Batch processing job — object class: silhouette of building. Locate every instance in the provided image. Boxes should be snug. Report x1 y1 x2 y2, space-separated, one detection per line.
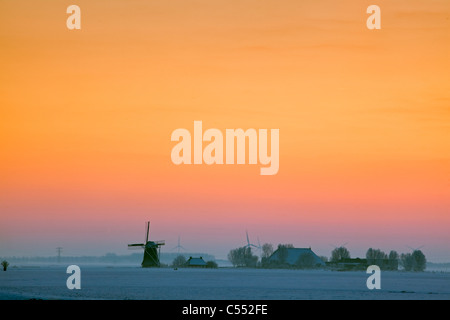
140 242 161 267
128 221 165 268
267 247 325 268
185 257 207 268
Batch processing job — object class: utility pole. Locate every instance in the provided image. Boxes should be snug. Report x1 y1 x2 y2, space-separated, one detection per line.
56 247 63 263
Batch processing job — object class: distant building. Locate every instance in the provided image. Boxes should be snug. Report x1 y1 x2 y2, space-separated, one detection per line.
185 256 207 268
266 247 325 268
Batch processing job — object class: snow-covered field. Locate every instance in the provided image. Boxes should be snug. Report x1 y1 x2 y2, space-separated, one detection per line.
1 266 449 300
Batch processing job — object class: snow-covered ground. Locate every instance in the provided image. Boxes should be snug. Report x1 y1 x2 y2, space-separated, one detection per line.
1 266 449 300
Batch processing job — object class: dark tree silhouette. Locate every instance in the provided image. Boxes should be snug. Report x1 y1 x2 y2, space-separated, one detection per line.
401 250 426 272
228 247 258 267
388 250 399 270
172 255 187 268
206 261 218 268
296 252 316 269
400 253 413 271
366 248 387 265
331 246 351 262
277 244 294 264
260 243 274 267
1 260 9 271
388 250 399 261
412 250 426 271
261 243 274 259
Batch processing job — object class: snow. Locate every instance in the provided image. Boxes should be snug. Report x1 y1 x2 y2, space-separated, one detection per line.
1 266 449 300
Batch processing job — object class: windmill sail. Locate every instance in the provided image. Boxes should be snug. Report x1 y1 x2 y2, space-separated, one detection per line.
128 243 145 248
245 231 260 249
145 222 150 244
172 236 187 253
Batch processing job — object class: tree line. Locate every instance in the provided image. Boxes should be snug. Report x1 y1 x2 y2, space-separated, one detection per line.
227 243 327 269
329 246 426 271
226 243 427 271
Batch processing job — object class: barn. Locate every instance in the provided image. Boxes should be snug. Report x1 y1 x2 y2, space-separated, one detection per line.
267 247 325 268
185 257 207 268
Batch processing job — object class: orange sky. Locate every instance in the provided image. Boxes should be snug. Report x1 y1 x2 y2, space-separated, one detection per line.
1 0 449 260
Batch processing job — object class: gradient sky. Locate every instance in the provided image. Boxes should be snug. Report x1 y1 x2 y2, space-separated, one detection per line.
1 0 449 262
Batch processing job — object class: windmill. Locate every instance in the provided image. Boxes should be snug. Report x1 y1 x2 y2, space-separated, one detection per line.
406 245 425 252
329 242 348 249
172 236 187 254
56 247 63 263
128 221 165 267
256 236 263 257
244 230 262 256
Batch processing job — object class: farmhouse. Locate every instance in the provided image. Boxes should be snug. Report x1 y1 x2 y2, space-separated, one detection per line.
267 247 325 268
185 257 207 268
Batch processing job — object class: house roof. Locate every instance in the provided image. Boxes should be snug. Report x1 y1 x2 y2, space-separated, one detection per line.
268 248 325 266
186 257 207 266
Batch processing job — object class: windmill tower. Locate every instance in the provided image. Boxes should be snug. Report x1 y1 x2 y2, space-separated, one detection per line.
172 236 187 254
128 221 165 267
56 247 63 263
256 237 262 257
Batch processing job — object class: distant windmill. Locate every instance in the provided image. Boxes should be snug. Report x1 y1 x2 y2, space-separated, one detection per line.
56 247 63 263
172 236 187 254
329 242 349 249
256 236 262 257
244 230 262 255
128 221 165 267
406 245 425 252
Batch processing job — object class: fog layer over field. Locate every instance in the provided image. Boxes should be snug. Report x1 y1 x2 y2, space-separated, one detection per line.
1 266 449 300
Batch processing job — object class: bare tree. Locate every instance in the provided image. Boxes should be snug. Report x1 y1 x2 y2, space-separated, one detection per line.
228 247 258 267
366 248 387 265
401 250 426 272
172 255 187 268
388 250 399 270
388 250 399 261
228 248 241 267
260 243 274 267
261 243 274 259
400 253 413 271
331 246 350 262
